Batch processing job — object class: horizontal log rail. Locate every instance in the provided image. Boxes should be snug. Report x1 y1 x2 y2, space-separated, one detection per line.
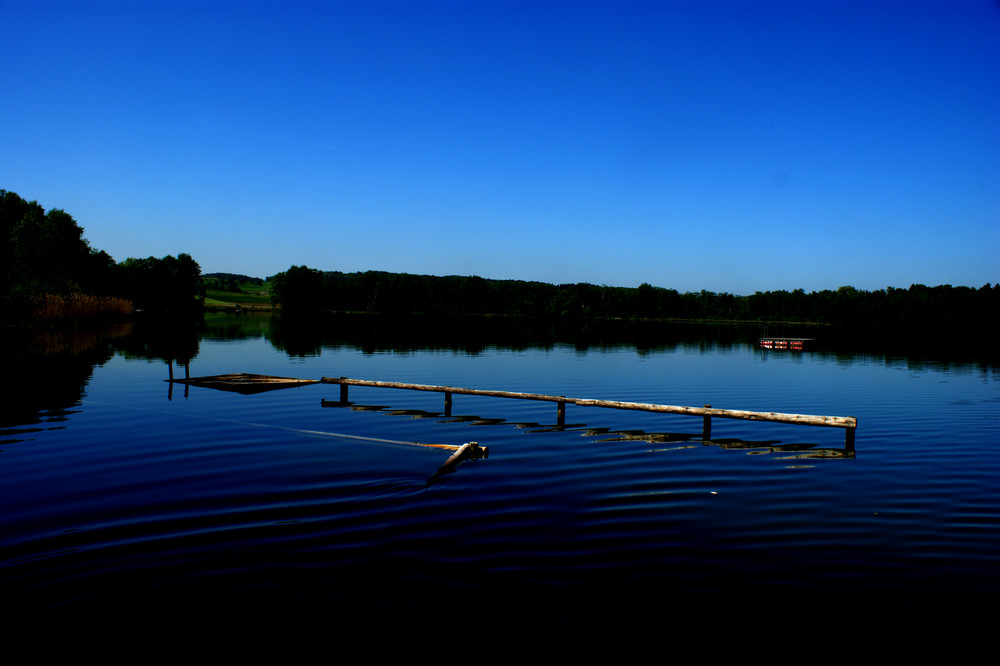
320 376 857 447
570 398 855 428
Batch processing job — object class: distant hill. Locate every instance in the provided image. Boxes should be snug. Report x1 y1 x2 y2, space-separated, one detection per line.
204 272 264 285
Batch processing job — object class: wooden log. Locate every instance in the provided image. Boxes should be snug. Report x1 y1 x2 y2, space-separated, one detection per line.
570 398 855 429
321 377 568 403
427 441 489 485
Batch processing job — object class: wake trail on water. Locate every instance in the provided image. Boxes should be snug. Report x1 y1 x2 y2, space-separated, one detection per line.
80 399 461 452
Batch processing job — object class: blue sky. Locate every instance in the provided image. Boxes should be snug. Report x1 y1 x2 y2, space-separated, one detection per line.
3 0 997 294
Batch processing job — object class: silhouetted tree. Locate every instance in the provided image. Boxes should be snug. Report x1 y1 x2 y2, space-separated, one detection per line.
270 265 326 314
1 189 119 313
118 253 203 315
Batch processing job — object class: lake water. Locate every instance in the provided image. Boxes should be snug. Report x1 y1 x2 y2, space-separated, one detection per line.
2 314 998 644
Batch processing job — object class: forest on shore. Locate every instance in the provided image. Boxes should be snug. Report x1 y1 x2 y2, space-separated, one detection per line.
3 188 995 333
269 265 999 332
1 189 203 320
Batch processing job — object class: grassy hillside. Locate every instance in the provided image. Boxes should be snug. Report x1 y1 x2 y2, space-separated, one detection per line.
202 278 273 310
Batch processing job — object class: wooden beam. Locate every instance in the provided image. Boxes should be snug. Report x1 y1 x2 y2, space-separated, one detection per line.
572 398 856 429
322 377 568 403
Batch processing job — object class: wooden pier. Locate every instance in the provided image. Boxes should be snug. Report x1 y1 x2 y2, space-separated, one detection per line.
320 376 857 447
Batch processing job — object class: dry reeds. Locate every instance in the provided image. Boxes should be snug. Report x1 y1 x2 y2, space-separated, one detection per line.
31 293 134 320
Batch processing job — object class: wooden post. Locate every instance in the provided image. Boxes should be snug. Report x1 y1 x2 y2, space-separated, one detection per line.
845 426 856 452
340 378 349 404
445 391 452 416
703 404 711 440
557 399 566 426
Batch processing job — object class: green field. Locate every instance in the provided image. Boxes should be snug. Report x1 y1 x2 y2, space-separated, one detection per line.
203 281 273 309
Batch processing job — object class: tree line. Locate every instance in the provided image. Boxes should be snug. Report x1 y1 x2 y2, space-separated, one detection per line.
5 186 994 331
203 272 265 293
1 189 203 319
269 265 999 331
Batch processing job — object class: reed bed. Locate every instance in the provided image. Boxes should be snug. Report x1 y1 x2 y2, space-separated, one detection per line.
31 293 134 320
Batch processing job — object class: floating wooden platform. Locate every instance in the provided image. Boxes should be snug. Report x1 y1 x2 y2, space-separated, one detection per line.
759 337 815 350
169 373 320 394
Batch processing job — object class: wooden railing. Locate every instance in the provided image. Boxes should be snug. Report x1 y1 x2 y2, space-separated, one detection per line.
320 376 858 447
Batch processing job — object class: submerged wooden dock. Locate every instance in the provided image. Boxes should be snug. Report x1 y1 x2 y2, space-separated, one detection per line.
320 376 858 447
169 370 857 447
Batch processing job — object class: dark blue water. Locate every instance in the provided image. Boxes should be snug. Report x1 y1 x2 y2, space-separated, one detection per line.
2 316 998 642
